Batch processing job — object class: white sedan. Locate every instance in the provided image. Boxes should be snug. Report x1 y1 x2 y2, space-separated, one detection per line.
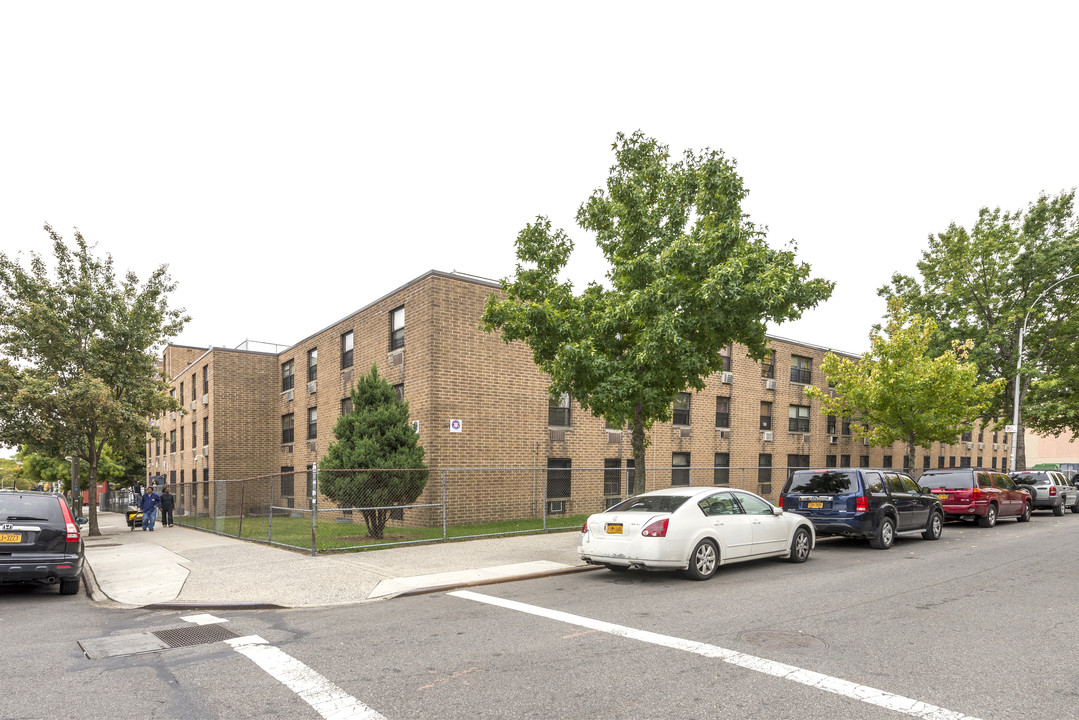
577 487 815 580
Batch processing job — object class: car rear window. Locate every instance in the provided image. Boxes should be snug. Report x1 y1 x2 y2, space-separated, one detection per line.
920 472 974 489
608 495 691 514
0 494 64 522
1012 473 1050 484
787 471 859 494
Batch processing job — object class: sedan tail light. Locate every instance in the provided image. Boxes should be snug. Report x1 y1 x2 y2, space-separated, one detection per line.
641 518 669 537
855 496 869 514
581 521 590 534
1050 486 1058 497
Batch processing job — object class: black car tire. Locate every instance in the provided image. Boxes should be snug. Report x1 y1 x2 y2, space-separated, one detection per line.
59 577 80 595
1018 501 1032 523
1071 499 1079 514
921 511 943 541
1025 486 1038 500
870 517 895 549
684 539 718 581
1053 501 1065 517
787 527 811 563
978 504 998 528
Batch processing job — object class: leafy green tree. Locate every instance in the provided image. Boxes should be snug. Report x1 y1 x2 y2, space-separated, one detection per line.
879 190 1079 469
0 226 187 534
319 365 428 539
16 446 127 492
805 300 1004 475
482 132 834 493
0 457 27 489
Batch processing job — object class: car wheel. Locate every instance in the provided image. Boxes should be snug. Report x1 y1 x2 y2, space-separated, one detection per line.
1053 501 1065 517
59 577 80 595
921 511 943 541
684 539 718 580
787 527 811 563
978 504 998 527
1071 499 1079 514
870 517 895 549
1018 501 1032 523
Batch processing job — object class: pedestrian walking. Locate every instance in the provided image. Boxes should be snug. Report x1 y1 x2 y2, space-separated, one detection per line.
132 482 143 509
140 484 161 531
159 487 175 527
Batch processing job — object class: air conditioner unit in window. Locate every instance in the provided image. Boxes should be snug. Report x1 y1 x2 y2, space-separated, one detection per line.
721 372 733 384
765 379 777 390
965 442 974 450
993 443 999 450
202 446 209 459
801 434 810 444
170 411 177 419
606 430 622 444
979 443 985 449
283 389 294 401
679 428 691 439
830 436 838 444
863 438 870 446
547 500 566 515
189 401 197 411
307 381 317 394
762 431 773 442
201 394 208 405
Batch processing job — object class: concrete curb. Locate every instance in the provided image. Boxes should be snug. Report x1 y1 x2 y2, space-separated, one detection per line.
393 563 601 598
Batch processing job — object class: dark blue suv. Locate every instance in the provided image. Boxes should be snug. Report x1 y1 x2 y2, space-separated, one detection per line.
779 468 943 549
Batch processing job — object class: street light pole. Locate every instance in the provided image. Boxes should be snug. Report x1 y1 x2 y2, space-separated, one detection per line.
1010 273 1079 472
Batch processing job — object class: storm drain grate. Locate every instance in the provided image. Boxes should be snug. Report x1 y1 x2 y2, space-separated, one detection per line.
153 624 238 648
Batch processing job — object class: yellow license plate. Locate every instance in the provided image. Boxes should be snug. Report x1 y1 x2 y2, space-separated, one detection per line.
936 494 948 500
807 502 824 509
0 532 22 543
606 523 623 534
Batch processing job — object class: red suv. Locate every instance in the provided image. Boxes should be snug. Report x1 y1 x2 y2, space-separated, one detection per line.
918 469 1031 527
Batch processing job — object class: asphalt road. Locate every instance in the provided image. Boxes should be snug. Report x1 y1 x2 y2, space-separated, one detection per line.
4 511 1078 720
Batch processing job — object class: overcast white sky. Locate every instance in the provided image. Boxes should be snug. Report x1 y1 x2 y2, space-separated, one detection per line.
2 2 1077 360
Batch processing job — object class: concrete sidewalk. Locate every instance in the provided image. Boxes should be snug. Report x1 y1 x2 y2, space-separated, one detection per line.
81 511 594 609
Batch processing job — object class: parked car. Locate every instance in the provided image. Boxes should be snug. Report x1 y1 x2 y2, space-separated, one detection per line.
779 468 943 550
1009 470 1079 516
578 487 814 580
0 490 86 594
919 469 1031 527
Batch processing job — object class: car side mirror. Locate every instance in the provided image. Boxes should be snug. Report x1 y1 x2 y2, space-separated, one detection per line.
772 506 783 516
76 516 88 525
920 488 930 494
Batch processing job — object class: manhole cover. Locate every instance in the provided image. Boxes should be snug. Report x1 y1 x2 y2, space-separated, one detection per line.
154 624 238 648
739 630 828 652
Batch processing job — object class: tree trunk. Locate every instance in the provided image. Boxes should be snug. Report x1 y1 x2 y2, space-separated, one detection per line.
87 457 100 536
907 434 918 480
631 402 647 495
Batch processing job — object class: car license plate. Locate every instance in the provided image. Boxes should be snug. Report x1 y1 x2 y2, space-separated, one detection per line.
606 523 623 534
807 502 824 509
0 532 22 543
936 494 948 500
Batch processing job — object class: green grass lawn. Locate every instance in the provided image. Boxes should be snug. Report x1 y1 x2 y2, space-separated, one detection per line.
177 512 587 552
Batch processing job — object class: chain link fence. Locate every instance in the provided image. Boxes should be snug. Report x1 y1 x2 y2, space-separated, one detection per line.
141 465 808 554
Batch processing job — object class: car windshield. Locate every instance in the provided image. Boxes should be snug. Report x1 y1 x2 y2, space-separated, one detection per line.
0 495 63 522
920 472 973 489
607 495 691 514
787 471 858 494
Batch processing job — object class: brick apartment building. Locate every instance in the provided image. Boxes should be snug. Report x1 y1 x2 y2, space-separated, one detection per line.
146 270 1012 523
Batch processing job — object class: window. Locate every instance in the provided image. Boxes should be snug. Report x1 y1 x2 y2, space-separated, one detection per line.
961 431 972 442
860 455 870 468
390 305 405 351
758 453 772 494
977 455 983 467
603 459 622 497
280 467 295 496
938 456 945 468
923 455 930 470
202 365 209 394
155 437 161 456
760 349 774 379
672 452 690 486
203 417 209 446
787 455 810 478
547 458 571 498
192 373 197 402
840 454 850 467
180 381 184 402
788 405 810 433
282 414 294 444
308 348 317 382
715 397 730 428
341 331 354 369
827 416 837 435
882 455 892 468
714 453 730 485
760 401 772 430
169 429 176 453
790 355 812 384
282 360 295 392
739 492 777 516
949 456 956 468
548 392 571 427
672 392 691 425
341 396 353 416
307 408 317 440
960 457 971 468
192 421 197 450
393 383 404 402
978 429 984 442
842 417 852 436
720 344 732 372
825 455 837 468
992 456 998 469
993 431 998 443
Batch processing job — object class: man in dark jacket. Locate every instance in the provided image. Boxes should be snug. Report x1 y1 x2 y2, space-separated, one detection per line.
139 485 161 531
159 487 175 527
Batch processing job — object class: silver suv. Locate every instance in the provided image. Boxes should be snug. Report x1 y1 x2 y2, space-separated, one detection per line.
1009 471 1079 516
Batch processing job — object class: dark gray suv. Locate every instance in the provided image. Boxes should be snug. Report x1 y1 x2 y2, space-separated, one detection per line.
0 491 86 595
